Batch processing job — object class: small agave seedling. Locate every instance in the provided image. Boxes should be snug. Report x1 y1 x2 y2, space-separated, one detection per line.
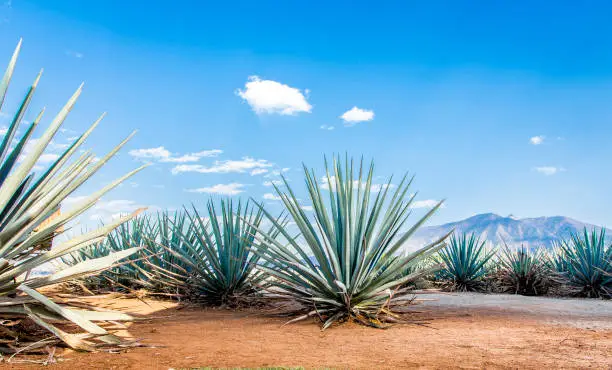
0 40 146 352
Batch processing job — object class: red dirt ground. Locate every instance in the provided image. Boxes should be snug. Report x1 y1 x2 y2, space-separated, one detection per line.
4 295 612 369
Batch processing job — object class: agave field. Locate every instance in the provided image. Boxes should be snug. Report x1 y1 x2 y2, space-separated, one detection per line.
0 39 611 363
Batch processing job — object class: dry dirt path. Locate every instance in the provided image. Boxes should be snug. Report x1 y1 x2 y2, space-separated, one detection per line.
5 292 612 369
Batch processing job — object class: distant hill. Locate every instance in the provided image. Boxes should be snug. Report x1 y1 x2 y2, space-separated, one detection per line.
405 213 611 250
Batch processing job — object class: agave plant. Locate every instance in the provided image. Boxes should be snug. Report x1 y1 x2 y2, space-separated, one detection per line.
554 229 612 298
249 156 449 329
437 233 496 292
497 244 550 296
156 199 284 306
0 40 145 351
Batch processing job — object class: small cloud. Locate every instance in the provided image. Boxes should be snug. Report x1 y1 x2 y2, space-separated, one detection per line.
236 76 312 115
129 146 171 160
186 183 246 196
534 166 565 176
129 146 222 163
59 128 78 134
172 157 272 175
340 106 374 127
301 205 314 211
0 126 7 135
250 168 268 176
263 180 283 187
409 199 443 209
38 153 59 164
263 193 282 201
320 125 335 131
320 176 393 193
530 136 545 145
66 50 84 59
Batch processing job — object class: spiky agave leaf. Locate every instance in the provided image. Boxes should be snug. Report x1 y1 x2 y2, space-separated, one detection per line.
555 228 612 298
437 233 496 292
0 40 146 351
496 244 551 296
151 199 285 306
250 155 449 329
63 211 194 297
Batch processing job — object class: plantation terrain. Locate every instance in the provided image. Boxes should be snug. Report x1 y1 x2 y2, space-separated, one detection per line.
17 292 611 369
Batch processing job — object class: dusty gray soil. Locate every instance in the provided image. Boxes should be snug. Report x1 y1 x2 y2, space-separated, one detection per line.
416 291 612 329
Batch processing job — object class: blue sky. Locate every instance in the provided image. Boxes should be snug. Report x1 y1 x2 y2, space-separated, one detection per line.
1 0 612 227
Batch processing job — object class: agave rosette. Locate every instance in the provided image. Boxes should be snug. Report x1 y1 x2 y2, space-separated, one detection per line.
0 40 146 351
250 156 449 329
437 232 496 292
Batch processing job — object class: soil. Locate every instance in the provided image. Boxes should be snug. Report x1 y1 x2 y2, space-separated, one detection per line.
4 292 612 369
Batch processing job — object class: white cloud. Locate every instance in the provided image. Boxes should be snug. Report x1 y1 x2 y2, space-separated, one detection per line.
530 136 545 145
236 76 312 115
250 168 268 176
129 146 222 163
86 199 149 222
534 166 565 176
410 199 442 209
66 50 84 59
129 146 171 160
93 199 143 213
172 157 272 175
186 183 246 196
320 125 335 131
321 176 393 192
263 193 282 201
340 106 374 126
161 150 223 163
263 180 283 187
38 153 59 164
0 126 7 135
50 141 70 150
301 205 314 211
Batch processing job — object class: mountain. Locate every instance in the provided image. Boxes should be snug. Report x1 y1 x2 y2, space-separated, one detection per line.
405 213 611 250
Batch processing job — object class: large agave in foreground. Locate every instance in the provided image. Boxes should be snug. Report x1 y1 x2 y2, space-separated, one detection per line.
554 229 612 298
0 40 145 352
437 233 496 292
251 156 449 329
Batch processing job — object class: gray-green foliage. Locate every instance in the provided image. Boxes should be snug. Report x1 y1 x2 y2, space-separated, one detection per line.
0 40 145 351
68 200 283 305
497 245 550 296
553 229 612 298
437 233 496 291
250 156 449 329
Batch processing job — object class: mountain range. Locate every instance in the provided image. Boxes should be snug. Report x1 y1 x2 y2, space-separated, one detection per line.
405 213 611 250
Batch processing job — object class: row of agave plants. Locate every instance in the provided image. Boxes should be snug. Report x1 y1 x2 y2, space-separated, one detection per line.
65 161 449 329
436 231 612 298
